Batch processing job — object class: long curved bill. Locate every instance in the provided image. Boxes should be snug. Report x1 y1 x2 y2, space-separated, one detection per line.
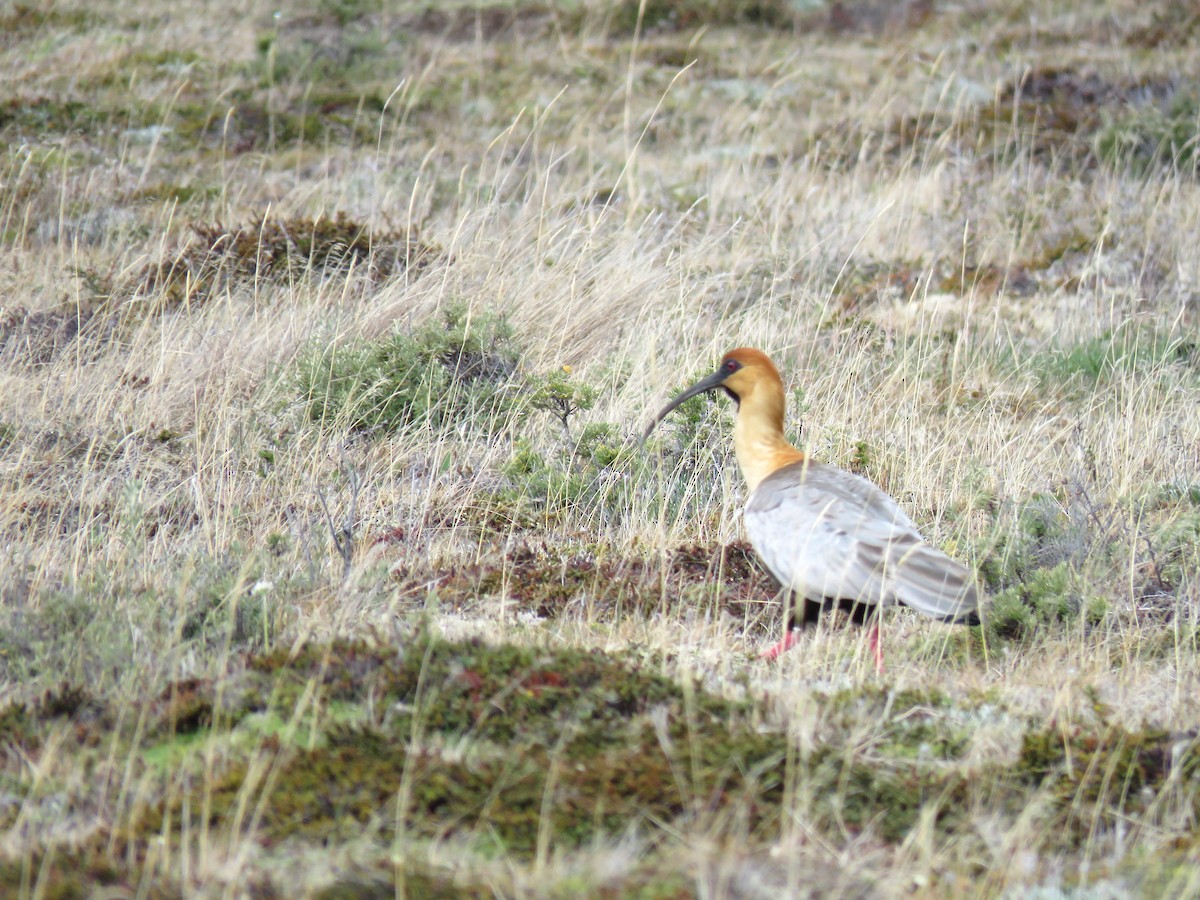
641 367 729 442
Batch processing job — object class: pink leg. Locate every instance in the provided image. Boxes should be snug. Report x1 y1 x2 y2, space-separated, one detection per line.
760 629 802 661
867 623 884 674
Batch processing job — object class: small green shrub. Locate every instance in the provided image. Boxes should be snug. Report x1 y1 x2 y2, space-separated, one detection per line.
180 557 281 651
528 366 598 438
576 422 622 468
1095 86 1200 176
501 438 585 509
296 305 523 436
462 366 626 523
974 490 1121 640
501 362 742 527
625 364 748 530
1153 511 1200 587
643 365 730 466
499 425 633 523
987 562 1080 639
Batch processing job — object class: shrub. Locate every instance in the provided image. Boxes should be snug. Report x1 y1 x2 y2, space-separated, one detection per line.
528 366 598 439
987 562 1080 639
500 419 632 523
296 305 523 436
1095 86 1200 176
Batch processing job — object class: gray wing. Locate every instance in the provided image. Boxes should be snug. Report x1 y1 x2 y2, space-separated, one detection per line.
744 460 979 622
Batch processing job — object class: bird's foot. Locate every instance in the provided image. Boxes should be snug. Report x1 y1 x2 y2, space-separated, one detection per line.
868 623 885 675
760 629 802 661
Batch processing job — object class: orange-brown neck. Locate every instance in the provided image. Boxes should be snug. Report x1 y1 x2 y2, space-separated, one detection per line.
731 378 804 494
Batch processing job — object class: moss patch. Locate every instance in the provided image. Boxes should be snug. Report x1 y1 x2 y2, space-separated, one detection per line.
126 212 441 308
1017 719 1200 850
820 66 1197 177
127 633 787 860
418 540 777 628
4 633 1199 894
0 301 115 367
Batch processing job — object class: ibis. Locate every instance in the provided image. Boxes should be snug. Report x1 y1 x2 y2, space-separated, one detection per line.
644 348 981 671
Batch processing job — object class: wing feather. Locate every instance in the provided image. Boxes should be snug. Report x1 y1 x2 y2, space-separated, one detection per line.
744 460 979 622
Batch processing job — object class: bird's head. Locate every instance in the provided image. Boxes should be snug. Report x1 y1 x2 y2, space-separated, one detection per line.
642 347 785 441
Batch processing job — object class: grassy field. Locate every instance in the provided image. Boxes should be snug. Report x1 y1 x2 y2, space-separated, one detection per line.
3 0 1200 895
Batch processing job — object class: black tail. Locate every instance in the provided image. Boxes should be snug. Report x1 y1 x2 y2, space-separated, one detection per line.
939 609 981 627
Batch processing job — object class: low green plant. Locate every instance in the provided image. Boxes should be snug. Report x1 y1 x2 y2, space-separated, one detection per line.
973 490 1116 640
528 366 598 439
1095 86 1200 176
500 427 631 523
987 562 1080 639
1012 328 1199 394
172 546 292 652
501 362 741 527
641 365 730 469
1152 510 1200 587
296 305 523 436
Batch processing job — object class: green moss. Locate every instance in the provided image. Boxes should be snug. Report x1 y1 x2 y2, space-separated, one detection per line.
196 702 786 857
821 686 977 762
315 865 491 900
131 182 221 205
148 677 215 737
0 3 95 36
0 851 135 900
598 0 795 34
140 632 786 857
435 541 773 626
140 729 211 772
130 637 1027 866
0 702 35 752
1016 720 1198 848
0 97 115 137
17 633 1196 891
830 755 970 843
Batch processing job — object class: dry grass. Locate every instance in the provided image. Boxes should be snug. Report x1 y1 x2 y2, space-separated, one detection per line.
3 0 1200 896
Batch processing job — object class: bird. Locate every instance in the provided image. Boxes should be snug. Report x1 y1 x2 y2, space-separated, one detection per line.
643 347 980 671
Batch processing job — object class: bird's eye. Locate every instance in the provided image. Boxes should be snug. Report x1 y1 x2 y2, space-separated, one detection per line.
723 359 740 372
